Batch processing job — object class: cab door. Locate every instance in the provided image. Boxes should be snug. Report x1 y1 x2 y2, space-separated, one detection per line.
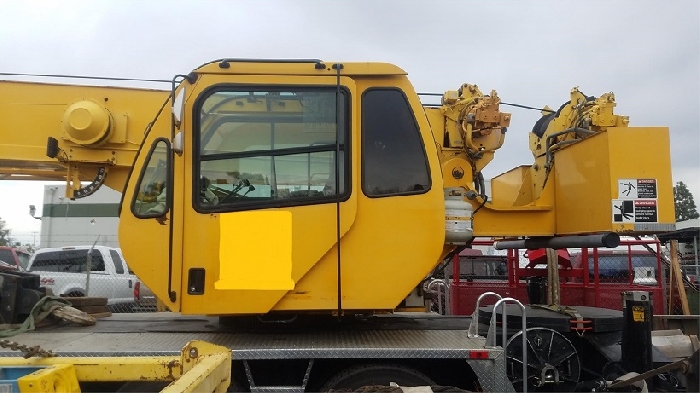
179 75 357 315
119 134 182 311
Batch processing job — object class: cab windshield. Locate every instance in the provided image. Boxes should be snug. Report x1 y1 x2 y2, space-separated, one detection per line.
194 87 349 211
17 251 31 270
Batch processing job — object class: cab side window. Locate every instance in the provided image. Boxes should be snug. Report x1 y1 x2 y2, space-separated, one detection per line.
131 139 171 218
362 88 431 197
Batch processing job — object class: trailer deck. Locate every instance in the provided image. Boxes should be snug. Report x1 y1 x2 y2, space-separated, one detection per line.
0 313 513 392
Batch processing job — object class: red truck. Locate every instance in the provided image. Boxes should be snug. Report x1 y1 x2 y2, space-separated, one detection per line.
0 246 31 271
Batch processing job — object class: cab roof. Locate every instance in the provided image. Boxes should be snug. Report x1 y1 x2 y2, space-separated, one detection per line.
194 59 407 76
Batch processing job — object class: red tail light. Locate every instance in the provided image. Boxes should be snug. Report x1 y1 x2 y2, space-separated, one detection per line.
134 281 141 301
469 350 489 359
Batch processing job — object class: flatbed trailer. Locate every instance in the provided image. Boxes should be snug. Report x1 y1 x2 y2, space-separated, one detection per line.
0 313 514 392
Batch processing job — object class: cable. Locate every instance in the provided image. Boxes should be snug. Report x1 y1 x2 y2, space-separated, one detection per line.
417 89 555 111
477 172 486 199
501 101 555 113
0 72 170 84
472 194 488 216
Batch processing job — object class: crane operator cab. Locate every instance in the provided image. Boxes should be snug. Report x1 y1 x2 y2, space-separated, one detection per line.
118 59 674 317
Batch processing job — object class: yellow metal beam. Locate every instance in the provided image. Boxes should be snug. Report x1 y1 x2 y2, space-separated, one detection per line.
17 364 80 393
164 340 232 393
0 340 231 392
0 356 183 382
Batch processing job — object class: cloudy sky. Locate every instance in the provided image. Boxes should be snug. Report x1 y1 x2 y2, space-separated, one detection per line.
1 0 698 246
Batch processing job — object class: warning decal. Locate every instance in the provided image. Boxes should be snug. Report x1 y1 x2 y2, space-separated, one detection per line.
613 200 634 223
614 178 659 224
634 200 658 222
636 179 657 199
612 199 658 223
618 179 657 200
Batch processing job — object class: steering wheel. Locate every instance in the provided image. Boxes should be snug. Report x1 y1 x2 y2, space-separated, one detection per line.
217 179 254 204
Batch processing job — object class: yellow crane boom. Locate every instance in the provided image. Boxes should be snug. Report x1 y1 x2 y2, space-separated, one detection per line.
0 80 168 196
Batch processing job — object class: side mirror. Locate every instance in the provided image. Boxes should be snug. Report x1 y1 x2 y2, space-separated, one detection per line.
173 131 183 154
172 88 185 125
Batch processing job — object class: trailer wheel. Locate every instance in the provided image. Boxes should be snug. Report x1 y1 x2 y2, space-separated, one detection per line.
319 364 434 392
505 327 580 392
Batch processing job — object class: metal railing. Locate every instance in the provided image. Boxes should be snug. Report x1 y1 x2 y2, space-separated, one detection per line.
426 278 449 315
467 292 502 338
486 297 528 393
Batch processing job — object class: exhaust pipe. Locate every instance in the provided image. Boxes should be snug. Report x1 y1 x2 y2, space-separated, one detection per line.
493 232 620 250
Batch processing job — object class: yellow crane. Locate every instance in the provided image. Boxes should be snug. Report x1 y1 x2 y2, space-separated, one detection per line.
0 59 678 392
1 59 674 316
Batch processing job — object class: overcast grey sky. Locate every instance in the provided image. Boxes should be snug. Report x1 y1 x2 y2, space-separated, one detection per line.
1 0 699 245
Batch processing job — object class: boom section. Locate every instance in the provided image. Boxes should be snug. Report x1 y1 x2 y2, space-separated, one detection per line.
0 80 168 196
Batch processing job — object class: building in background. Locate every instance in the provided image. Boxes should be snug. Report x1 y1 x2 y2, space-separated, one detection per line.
38 185 121 248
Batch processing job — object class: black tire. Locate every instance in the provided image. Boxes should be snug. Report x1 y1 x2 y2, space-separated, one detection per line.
66 291 84 297
319 364 434 392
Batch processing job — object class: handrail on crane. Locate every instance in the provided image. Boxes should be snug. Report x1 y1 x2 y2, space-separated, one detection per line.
486 297 528 393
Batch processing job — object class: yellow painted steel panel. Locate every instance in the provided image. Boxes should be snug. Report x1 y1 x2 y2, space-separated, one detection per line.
338 77 445 311
554 127 674 234
17 364 80 393
196 61 406 76
490 166 532 207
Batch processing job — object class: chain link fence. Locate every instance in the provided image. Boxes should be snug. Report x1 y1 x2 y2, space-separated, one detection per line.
661 245 700 316
22 245 157 314
568 244 666 314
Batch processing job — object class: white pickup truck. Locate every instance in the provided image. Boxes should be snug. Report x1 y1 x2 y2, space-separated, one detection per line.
26 245 155 311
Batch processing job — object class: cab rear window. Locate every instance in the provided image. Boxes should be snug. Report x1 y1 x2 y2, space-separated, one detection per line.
0 250 13 265
31 250 105 272
109 249 125 274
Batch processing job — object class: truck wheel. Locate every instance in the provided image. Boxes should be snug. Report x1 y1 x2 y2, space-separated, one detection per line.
319 364 434 392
